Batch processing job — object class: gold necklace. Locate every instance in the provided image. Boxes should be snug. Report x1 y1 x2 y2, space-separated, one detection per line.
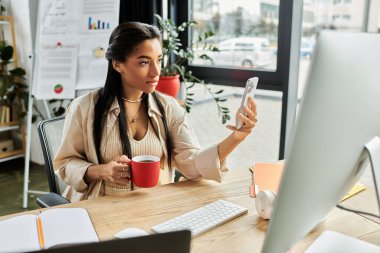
126 109 139 123
125 103 144 124
121 94 146 103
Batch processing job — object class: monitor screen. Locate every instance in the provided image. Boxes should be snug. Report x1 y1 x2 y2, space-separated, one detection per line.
262 31 380 252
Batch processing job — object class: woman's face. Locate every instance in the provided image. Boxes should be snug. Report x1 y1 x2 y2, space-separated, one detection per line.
115 38 162 94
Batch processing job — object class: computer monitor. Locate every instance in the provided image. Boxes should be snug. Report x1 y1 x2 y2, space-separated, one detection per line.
262 31 380 252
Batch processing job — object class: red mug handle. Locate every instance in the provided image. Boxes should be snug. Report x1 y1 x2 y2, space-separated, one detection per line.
126 161 134 191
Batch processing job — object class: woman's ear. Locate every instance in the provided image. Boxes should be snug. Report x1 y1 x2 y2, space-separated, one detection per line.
112 60 122 73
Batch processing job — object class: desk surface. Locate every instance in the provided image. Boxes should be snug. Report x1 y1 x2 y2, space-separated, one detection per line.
2 169 380 252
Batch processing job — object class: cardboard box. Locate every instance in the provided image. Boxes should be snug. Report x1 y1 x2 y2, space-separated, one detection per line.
0 139 14 153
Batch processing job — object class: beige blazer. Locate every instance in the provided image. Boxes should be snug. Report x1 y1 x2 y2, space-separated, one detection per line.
53 90 227 202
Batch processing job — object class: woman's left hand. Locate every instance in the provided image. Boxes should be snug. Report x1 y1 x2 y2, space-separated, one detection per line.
226 96 257 140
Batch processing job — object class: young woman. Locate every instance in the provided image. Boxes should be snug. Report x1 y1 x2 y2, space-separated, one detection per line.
54 22 257 202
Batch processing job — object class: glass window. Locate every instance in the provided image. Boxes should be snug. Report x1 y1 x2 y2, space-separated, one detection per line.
298 0 378 99
178 0 296 158
189 0 279 71
343 15 351 20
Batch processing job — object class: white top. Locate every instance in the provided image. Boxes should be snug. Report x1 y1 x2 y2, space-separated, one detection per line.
103 122 163 194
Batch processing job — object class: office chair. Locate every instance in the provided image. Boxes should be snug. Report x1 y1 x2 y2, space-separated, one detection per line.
36 116 70 208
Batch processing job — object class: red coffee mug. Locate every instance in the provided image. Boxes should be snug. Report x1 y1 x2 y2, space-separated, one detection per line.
130 155 160 188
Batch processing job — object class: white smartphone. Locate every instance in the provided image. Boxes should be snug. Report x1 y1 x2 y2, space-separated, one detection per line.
236 77 258 129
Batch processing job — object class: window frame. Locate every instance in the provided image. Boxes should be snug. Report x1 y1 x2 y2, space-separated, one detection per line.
169 0 294 159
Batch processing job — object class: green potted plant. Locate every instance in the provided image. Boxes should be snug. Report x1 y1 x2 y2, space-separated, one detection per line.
155 14 230 124
0 41 28 124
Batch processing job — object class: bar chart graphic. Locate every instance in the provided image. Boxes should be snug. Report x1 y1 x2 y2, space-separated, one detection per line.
88 17 110 30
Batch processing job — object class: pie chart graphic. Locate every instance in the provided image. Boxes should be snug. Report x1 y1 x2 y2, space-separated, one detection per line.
54 84 63 94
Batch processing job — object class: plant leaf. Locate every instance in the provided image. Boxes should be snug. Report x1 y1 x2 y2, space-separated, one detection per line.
0 45 13 61
9 68 26 76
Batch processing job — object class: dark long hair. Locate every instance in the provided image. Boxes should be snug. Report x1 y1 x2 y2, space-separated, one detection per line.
93 22 172 169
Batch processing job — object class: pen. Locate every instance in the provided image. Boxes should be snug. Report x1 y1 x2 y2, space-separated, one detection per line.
249 167 254 183
36 212 45 249
249 167 256 198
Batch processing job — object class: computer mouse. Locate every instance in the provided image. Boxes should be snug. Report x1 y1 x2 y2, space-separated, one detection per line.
114 228 149 239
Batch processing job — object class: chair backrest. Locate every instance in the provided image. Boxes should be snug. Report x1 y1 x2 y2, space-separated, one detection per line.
37 116 67 195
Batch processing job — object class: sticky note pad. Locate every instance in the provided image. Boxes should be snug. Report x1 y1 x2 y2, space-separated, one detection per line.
340 183 366 202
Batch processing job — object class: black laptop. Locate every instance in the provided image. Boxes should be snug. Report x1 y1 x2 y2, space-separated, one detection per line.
32 230 191 253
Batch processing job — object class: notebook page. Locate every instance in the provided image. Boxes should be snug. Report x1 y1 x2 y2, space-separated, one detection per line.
0 214 40 253
40 208 99 249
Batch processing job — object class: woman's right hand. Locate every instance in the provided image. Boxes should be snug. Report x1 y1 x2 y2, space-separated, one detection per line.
85 155 131 185
101 155 131 186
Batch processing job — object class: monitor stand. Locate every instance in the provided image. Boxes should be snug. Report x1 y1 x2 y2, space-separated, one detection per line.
364 136 380 215
305 136 380 253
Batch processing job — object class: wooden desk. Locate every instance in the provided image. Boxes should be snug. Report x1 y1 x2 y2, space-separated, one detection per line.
2 169 380 252
341 185 380 224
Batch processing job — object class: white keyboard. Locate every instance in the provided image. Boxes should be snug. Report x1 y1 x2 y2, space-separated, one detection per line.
151 200 248 237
